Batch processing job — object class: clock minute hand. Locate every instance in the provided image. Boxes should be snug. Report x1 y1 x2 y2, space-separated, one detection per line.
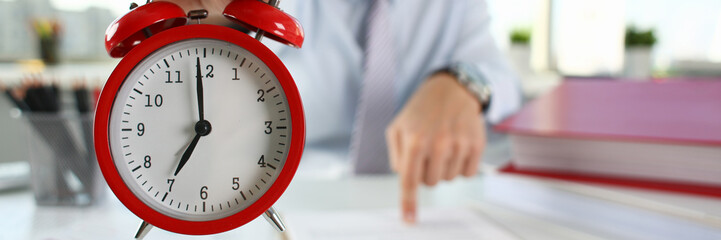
196 57 204 121
174 133 201 176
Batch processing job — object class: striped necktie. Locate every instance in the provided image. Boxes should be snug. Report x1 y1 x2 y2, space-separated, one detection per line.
350 0 396 174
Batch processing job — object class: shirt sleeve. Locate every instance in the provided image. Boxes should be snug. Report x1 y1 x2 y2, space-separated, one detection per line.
450 0 522 124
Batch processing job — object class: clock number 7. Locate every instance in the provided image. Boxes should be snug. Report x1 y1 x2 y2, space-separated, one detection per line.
167 178 175 192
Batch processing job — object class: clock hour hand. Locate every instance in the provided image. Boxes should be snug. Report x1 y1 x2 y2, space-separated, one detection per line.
174 118 212 176
174 133 200 176
196 57 204 121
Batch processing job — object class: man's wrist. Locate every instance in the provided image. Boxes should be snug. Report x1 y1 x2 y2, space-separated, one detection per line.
434 63 492 113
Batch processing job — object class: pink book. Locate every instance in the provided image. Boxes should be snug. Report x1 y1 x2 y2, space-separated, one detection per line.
496 79 721 198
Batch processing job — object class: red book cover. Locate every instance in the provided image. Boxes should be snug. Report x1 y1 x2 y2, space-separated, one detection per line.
496 79 721 198
499 163 721 199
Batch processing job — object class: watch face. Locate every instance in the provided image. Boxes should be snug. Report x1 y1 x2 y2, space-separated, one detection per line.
108 39 291 221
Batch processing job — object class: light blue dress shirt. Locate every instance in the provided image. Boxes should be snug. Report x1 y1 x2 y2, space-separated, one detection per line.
266 0 522 166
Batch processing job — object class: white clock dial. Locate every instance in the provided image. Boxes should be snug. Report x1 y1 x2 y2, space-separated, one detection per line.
108 39 291 221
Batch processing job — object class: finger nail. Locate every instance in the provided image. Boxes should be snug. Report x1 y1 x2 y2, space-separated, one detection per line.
403 210 416 224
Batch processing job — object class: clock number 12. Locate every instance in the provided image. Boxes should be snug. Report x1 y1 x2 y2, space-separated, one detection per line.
205 65 214 78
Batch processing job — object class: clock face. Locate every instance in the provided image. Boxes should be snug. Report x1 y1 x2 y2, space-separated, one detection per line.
108 39 291 221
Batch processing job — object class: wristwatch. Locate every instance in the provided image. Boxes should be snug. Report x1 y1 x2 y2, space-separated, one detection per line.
436 63 492 113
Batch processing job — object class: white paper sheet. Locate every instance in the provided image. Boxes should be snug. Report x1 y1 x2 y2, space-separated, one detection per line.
284 208 519 240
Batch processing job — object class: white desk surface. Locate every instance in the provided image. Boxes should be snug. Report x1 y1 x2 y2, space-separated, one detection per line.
2 171 721 240
1 175 484 240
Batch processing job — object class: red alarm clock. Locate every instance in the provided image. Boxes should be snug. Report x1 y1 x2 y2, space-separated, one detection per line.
94 0 305 238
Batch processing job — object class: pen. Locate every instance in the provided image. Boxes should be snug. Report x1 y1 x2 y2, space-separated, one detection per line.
23 79 44 112
42 82 60 112
74 83 90 113
1 82 30 111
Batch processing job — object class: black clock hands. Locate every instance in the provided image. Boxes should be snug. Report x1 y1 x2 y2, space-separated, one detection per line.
174 57 211 176
196 57 204 121
175 133 200 176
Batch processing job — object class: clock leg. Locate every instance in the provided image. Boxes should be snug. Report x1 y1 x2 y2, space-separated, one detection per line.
263 206 286 232
134 221 153 240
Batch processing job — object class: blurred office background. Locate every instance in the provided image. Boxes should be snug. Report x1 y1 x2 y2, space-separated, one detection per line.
1 0 720 165
1 1 720 239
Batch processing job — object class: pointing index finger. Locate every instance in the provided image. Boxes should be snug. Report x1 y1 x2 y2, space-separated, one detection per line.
400 138 424 224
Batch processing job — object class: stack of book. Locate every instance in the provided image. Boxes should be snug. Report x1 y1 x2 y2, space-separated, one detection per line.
496 79 721 198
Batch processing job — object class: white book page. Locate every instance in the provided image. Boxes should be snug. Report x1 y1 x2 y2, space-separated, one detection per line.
284 208 519 240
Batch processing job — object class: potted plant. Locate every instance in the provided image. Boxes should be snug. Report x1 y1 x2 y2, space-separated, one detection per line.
508 27 532 75
32 18 62 65
623 26 657 79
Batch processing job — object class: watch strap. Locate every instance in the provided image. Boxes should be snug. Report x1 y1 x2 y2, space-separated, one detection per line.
436 63 492 113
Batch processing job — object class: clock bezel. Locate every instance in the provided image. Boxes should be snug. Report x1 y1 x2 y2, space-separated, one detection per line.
94 24 305 235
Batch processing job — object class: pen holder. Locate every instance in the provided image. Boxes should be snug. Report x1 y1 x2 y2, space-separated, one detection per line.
24 113 104 206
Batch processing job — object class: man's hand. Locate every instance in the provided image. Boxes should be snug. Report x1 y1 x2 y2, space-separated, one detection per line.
386 73 486 223
157 0 231 13
157 0 233 25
